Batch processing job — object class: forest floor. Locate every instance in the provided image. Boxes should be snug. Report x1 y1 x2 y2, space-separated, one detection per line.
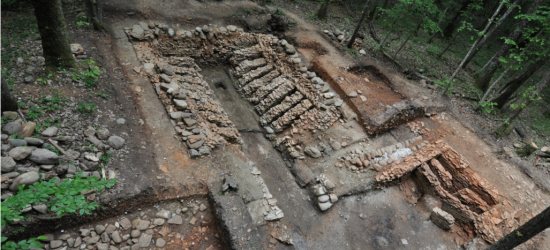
1 0 550 249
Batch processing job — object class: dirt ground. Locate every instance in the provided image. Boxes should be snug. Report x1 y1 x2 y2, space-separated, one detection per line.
3 0 550 249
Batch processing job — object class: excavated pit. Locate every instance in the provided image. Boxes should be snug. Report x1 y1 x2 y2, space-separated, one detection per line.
119 22 529 248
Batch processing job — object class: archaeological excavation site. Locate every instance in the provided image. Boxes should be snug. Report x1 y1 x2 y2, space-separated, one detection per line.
2 0 550 249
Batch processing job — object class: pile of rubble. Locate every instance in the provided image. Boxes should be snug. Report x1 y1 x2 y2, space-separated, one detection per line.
376 140 522 243
312 174 338 211
32 200 218 250
1 111 124 206
334 136 426 173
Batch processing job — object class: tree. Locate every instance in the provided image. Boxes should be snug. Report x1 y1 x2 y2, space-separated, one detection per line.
494 70 549 136
460 0 522 69
317 0 330 20
1 78 18 113
31 0 78 73
474 0 545 91
491 56 548 109
442 0 507 94
441 0 473 38
367 0 381 22
485 205 550 249
376 0 418 49
347 0 374 48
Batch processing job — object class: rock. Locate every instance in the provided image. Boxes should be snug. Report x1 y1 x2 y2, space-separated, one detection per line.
24 137 44 146
329 194 338 203
9 171 40 191
112 231 122 243
541 146 548 152
337 35 344 41
360 95 367 102
324 92 335 99
186 139 204 149
131 25 145 39
334 99 343 107
97 243 109 250
168 215 183 224
50 240 63 249
84 126 96 137
135 220 150 231
430 207 455 230
318 201 333 211
222 175 238 191
9 146 35 160
359 49 366 55
198 146 210 155
173 99 188 110
70 43 84 55
16 122 36 138
190 149 200 157
131 230 140 238
33 203 48 214
108 136 125 149
348 91 358 97
1 156 16 173
24 76 34 83
29 148 58 164
265 126 274 134
116 118 126 124
138 21 149 31
199 203 207 211
313 186 326 196
153 218 165 226
80 229 90 237
156 210 171 219
64 149 80 160
168 28 175 37
138 233 152 247
2 121 21 135
120 218 132 230
226 25 237 32
10 139 26 147
331 141 341 150
318 195 329 202
156 238 166 247
41 127 58 137
95 225 106 234
159 74 172 83
101 232 110 242
304 147 322 158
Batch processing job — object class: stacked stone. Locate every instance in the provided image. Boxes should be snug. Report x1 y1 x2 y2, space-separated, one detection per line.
334 137 425 174
271 100 313 132
260 92 304 126
242 70 281 95
313 175 338 211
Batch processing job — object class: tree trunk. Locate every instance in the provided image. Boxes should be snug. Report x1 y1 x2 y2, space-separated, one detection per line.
395 18 424 57
442 0 507 95
1 78 18 113
31 0 78 73
347 0 374 48
367 0 380 22
427 3 450 43
474 0 544 91
317 0 330 20
491 57 547 109
475 29 542 110
377 0 417 48
442 0 472 38
375 0 390 21
84 0 93 23
438 10 475 57
460 0 521 69
494 71 549 139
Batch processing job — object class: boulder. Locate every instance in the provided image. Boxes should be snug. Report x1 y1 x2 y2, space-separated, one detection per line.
41 127 58 137
24 137 44 146
16 122 36 138
2 121 21 135
131 25 145 39
8 146 35 160
304 147 322 158
173 99 188 110
1 156 16 172
108 136 125 149
10 171 40 191
29 148 59 164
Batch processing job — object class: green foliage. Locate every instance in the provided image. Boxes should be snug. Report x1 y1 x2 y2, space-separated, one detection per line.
480 101 498 114
26 105 43 121
1 236 47 250
274 9 285 15
100 152 113 164
308 14 318 20
347 48 357 57
73 60 101 88
344 18 350 24
244 8 252 14
76 101 97 117
1 174 116 226
36 118 61 133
